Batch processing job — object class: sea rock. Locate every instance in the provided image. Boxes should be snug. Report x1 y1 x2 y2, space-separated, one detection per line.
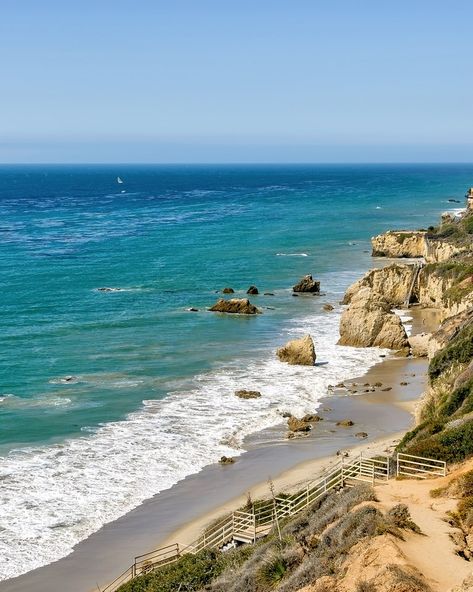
355 432 368 438
187 307 199 312
235 389 262 399
323 304 334 311
338 288 409 350
381 387 392 391
264 292 274 296
98 287 123 292
276 334 316 366
222 287 235 294
302 413 322 422
219 456 235 465
209 298 261 315
337 419 354 427
408 332 431 357
246 286 259 295
292 274 320 293
287 416 312 432
371 230 426 258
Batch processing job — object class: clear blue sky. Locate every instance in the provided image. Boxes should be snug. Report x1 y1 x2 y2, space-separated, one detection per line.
1 0 472 163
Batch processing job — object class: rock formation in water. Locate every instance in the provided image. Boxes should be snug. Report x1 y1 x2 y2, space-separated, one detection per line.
293 275 320 293
234 389 262 399
277 334 316 365
209 298 261 314
287 416 312 432
246 286 259 295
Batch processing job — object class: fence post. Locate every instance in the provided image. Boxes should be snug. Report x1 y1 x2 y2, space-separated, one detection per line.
341 457 344 488
306 483 310 507
387 456 390 480
396 453 399 477
372 463 375 486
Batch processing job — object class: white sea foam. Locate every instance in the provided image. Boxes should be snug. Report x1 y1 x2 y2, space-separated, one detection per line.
276 252 309 257
0 311 387 581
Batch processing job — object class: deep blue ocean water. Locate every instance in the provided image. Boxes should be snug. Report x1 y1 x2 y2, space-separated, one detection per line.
0 163 472 578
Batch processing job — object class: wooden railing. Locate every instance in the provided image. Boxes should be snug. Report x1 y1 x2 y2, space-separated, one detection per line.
99 452 443 592
396 452 446 478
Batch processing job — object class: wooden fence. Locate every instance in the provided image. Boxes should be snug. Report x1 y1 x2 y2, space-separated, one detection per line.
100 452 444 592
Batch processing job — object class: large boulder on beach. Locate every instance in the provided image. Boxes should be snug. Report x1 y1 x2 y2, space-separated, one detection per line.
293 275 320 293
338 288 409 350
409 332 431 357
209 298 261 315
277 334 316 366
287 416 311 432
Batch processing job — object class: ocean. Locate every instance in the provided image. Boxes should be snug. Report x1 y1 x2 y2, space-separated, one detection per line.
0 163 471 580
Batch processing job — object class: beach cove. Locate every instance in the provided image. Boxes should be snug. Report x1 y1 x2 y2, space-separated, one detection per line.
0 164 472 589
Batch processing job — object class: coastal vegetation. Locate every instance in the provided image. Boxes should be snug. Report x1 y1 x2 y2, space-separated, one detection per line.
117 485 428 592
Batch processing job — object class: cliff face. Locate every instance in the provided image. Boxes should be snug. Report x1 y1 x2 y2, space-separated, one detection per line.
342 261 473 321
342 264 415 307
371 230 466 263
339 288 409 350
371 231 426 258
417 264 473 320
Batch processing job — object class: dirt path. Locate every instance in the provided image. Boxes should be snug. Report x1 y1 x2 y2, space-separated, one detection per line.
375 464 473 591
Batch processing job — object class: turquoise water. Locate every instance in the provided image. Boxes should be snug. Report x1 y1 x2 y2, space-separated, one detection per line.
0 163 471 578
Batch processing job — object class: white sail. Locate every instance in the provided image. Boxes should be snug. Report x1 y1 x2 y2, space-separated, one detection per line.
117 176 123 184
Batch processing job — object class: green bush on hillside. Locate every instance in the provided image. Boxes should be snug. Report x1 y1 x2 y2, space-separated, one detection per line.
117 549 229 592
401 419 473 463
429 323 473 380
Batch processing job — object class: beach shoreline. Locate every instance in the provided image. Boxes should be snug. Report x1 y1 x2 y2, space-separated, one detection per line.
0 307 433 592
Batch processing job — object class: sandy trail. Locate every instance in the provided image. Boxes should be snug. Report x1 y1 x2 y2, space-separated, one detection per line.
375 463 473 591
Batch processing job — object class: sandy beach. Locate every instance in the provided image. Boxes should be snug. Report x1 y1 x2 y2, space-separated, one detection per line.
0 307 435 592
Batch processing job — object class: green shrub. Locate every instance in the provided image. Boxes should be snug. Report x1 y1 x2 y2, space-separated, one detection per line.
440 379 473 417
429 324 473 381
404 420 473 463
118 549 228 592
257 554 288 588
461 215 473 235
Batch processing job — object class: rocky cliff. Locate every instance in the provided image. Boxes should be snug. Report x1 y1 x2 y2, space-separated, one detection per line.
371 230 426 258
372 230 467 263
339 288 409 350
342 263 415 307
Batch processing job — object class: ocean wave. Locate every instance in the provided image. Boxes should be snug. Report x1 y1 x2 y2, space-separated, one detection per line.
0 311 386 581
276 252 309 257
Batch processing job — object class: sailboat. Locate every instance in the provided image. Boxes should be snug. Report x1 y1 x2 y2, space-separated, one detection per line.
117 176 124 184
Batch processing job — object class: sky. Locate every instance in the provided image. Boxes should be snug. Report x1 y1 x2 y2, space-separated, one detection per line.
0 0 472 163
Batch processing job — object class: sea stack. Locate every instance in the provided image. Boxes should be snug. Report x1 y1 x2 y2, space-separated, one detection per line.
292 274 320 293
277 334 316 365
209 298 261 315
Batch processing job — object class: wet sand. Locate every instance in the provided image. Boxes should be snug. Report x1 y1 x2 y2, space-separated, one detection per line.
0 310 434 592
